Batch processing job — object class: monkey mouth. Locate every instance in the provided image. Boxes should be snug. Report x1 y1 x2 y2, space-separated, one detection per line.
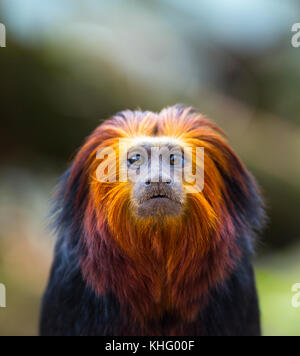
150 194 168 200
136 193 183 218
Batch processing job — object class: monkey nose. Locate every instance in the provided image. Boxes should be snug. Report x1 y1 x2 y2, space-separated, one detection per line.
144 178 173 187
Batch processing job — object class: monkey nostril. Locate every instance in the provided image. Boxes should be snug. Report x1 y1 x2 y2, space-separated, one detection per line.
145 179 172 186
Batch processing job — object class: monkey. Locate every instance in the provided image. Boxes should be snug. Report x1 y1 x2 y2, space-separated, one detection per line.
40 105 265 336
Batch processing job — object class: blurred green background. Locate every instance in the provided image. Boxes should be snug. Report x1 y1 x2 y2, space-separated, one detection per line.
0 0 300 336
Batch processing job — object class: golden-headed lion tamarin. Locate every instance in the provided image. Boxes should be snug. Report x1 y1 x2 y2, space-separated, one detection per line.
40 105 265 336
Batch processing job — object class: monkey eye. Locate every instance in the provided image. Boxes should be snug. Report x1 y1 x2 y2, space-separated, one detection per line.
170 154 184 166
128 154 145 167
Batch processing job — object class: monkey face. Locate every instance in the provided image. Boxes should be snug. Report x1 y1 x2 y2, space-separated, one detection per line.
125 138 186 219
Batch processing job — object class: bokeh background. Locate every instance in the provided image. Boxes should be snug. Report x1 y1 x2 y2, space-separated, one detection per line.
0 0 300 336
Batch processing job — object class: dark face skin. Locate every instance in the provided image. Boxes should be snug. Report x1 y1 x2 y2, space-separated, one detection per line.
127 141 186 219
133 181 184 218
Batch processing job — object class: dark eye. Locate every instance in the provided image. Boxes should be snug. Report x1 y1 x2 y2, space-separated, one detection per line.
170 154 184 166
128 154 145 167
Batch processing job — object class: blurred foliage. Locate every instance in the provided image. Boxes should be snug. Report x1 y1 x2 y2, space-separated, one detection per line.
0 0 300 336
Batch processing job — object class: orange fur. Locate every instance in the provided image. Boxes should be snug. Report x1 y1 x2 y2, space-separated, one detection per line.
67 106 255 325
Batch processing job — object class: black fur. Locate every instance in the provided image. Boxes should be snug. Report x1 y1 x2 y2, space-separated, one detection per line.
40 235 260 336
